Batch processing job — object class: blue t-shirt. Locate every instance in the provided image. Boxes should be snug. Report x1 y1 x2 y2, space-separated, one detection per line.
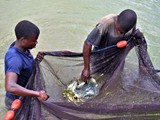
5 41 34 100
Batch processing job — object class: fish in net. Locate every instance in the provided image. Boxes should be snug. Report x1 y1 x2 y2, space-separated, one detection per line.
63 77 99 102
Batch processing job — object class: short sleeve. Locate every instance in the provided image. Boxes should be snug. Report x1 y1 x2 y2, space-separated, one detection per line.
5 55 23 75
86 24 102 47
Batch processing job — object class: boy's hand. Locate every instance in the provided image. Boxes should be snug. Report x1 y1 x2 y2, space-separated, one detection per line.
132 29 145 45
81 68 90 83
132 29 143 39
35 52 44 62
37 90 49 101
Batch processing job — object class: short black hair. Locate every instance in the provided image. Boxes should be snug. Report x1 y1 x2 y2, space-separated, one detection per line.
117 9 137 33
15 20 40 40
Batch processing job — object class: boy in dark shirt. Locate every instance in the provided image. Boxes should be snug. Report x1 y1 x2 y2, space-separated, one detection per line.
81 9 143 82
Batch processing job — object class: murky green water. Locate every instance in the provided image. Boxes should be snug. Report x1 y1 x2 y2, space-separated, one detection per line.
0 0 160 117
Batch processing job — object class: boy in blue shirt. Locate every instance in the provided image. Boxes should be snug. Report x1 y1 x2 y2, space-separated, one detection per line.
4 20 49 109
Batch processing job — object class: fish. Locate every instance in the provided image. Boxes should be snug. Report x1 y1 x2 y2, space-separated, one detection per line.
63 77 99 102
76 82 85 89
67 81 77 91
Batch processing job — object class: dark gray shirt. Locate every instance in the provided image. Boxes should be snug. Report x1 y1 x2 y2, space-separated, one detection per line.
86 14 133 50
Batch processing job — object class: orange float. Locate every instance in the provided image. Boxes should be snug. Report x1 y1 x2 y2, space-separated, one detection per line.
116 40 127 48
4 110 14 120
11 99 22 110
4 99 22 120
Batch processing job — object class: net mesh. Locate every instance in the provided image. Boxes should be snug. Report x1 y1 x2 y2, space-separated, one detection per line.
13 36 160 120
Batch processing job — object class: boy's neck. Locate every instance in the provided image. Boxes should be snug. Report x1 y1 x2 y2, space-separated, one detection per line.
14 41 26 52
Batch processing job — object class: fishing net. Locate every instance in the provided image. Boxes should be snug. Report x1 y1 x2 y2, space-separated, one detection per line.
13 34 160 120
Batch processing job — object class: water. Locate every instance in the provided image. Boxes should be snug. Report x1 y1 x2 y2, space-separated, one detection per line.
0 0 160 116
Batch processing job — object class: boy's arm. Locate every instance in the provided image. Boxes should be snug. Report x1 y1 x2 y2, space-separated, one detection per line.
81 41 92 82
5 72 49 101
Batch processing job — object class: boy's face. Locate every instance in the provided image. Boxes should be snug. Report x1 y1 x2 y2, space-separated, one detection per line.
21 34 38 49
116 23 125 35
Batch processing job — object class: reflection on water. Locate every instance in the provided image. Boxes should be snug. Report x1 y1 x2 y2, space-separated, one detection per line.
0 0 160 116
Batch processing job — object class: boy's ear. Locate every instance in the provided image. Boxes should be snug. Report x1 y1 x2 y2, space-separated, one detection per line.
19 37 25 41
19 37 27 46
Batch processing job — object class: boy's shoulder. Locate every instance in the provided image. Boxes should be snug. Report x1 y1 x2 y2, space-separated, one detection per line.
5 47 21 60
100 14 117 23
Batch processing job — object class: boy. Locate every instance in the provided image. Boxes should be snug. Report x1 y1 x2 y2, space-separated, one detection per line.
4 20 49 109
81 9 143 82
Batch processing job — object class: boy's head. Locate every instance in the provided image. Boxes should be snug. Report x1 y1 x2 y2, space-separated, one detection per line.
15 20 40 49
117 9 137 34
15 20 40 40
